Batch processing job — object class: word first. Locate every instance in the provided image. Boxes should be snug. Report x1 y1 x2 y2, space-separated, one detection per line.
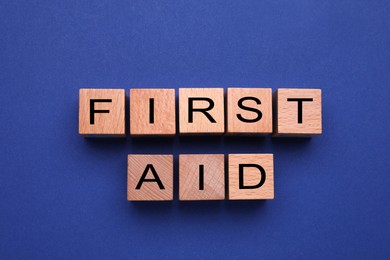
79 88 322 137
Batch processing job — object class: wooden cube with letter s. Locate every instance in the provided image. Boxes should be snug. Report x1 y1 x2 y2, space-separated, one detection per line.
227 88 273 134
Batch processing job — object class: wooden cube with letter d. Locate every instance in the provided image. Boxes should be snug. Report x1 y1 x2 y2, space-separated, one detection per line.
228 154 274 200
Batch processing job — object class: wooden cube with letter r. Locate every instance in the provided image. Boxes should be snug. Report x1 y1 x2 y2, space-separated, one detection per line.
179 88 225 134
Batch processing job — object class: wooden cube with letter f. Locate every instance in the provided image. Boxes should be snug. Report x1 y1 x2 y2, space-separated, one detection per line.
79 88 125 137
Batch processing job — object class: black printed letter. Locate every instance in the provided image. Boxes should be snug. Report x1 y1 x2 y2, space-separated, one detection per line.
239 164 266 189
136 164 165 190
90 99 112 124
236 97 262 123
149 98 154 124
188 97 216 123
287 98 313 124
199 164 204 190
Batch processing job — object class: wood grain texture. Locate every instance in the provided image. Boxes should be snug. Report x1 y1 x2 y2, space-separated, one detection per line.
179 154 225 201
179 88 225 134
130 89 176 136
228 154 274 200
127 154 173 201
274 88 322 136
227 88 273 134
79 89 125 137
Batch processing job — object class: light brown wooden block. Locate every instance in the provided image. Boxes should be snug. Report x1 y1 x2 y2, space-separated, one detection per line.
274 88 322 136
79 89 125 137
127 154 173 201
129 89 176 136
227 88 272 134
228 154 274 200
179 88 224 134
179 154 225 201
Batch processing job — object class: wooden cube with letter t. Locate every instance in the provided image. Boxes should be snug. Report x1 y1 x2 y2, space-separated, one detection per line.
130 89 176 136
127 154 173 201
228 154 274 200
179 154 225 201
179 88 225 134
79 89 125 137
227 88 272 134
274 88 322 136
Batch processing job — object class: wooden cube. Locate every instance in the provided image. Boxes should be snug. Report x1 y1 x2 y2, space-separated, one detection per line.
179 154 225 200
179 88 224 134
274 89 322 136
127 154 173 201
227 88 272 134
79 89 125 137
130 89 176 136
228 154 274 200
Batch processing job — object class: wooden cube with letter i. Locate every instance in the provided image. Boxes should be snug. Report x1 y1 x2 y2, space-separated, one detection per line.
130 89 176 136
179 154 225 201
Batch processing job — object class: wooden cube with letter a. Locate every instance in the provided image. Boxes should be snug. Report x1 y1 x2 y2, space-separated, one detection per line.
228 154 274 200
127 154 173 201
179 88 224 134
79 89 125 137
179 154 225 201
130 89 176 136
227 88 272 134
274 88 322 136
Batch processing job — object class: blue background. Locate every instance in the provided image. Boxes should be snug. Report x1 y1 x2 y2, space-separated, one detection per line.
1 0 389 259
